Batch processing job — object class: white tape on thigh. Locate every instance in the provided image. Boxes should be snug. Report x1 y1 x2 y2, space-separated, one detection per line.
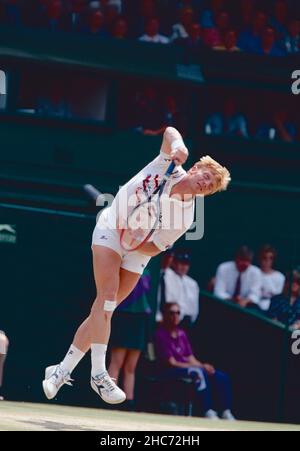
104 300 117 312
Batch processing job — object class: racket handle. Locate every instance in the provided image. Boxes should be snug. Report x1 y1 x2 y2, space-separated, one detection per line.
83 184 101 202
164 161 176 179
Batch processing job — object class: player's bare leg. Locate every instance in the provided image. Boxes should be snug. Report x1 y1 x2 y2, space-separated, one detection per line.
42 248 140 403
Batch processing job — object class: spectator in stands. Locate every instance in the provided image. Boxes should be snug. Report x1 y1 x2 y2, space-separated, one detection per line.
256 109 297 142
154 302 235 420
254 27 286 56
131 0 157 38
139 18 170 44
268 270 300 329
82 10 108 37
238 11 267 54
213 29 240 52
67 0 87 33
270 0 289 41
109 270 152 411
182 23 207 54
170 6 194 43
0 330 9 401
111 17 128 39
156 250 200 329
215 10 230 40
281 18 300 53
157 248 175 328
133 86 165 134
204 98 249 138
42 0 65 32
214 246 262 309
239 0 255 30
258 245 285 312
104 2 121 33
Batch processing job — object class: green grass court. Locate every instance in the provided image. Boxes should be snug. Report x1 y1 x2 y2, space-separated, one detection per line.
0 402 299 431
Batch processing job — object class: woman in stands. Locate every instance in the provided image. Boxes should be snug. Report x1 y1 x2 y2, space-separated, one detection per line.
42 127 231 404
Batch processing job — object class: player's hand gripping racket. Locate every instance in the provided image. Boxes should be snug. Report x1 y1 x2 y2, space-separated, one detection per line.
120 161 176 252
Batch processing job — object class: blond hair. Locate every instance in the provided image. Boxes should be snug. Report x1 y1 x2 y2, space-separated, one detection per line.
194 155 231 194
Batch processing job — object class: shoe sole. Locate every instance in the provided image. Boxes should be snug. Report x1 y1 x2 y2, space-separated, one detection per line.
42 379 55 400
42 365 59 400
90 381 126 405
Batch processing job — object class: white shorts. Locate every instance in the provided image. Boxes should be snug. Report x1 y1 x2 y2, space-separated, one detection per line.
0 333 8 355
92 214 151 275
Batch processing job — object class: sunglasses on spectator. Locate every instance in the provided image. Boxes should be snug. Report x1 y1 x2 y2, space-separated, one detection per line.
169 310 181 315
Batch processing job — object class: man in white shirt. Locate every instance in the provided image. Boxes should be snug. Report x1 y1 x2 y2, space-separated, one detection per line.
214 246 262 309
139 18 170 44
157 251 200 326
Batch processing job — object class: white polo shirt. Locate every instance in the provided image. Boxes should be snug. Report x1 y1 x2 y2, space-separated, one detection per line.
214 261 262 305
156 268 200 323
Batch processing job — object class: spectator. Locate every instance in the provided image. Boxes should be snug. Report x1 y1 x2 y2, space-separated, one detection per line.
111 17 128 39
133 86 165 134
109 269 152 411
157 248 175 325
202 26 222 47
239 0 255 30
215 10 231 39
67 0 87 33
154 302 235 420
213 29 240 52
238 11 267 53
139 18 170 44
214 246 262 309
81 10 108 37
204 98 249 138
256 109 297 142
162 95 187 134
254 27 286 56
182 23 206 54
170 6 194 43
0 330 9 401
43 0 64 32
131 0 157 38
268 270 300 329
270 0 289 40
156 250 200 329
258 245 285 312
281 18 300 53
104 3 121 33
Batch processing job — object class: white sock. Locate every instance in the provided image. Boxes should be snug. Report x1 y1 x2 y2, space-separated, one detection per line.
91 343 107 377
60 344 85 374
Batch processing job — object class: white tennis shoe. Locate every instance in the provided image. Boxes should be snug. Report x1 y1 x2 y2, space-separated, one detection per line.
42 364 73 400
91 372 126 404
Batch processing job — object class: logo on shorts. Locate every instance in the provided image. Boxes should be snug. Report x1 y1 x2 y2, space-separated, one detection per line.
100 235 108 240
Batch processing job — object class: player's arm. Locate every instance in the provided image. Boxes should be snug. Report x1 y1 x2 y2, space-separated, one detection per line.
160 127 189 166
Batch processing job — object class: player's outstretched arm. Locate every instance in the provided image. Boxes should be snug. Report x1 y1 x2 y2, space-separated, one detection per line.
161 127 189 166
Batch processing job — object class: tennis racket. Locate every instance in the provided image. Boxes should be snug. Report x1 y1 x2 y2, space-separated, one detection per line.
120 161 176 252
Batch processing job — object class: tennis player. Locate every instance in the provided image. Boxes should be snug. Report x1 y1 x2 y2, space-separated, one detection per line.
42 127 231 404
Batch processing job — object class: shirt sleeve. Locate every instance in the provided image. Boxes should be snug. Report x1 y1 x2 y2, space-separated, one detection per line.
214 264 232 300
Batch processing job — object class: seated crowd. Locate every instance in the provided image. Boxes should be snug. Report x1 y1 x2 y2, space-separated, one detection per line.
0 0 299 55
